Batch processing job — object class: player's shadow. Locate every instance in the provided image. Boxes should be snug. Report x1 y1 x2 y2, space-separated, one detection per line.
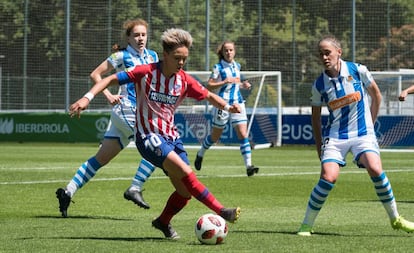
35 215 134 221
18 236 171 242
231 229 341 236
231 229 408 237
352 199 414 204
399 200 414 204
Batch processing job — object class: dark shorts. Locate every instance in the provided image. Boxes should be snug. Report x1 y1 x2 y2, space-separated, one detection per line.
135 133 189 172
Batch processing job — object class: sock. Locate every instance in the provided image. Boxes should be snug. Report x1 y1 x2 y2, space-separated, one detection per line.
181 172 224 214
130 159 156 191
240 138 252 167
302 178 334 227
66 157 102 197
371 172 399 220
158 191 190 225
198 135 214 157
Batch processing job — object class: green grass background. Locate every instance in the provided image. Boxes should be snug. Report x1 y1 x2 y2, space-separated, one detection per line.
1 142 413 252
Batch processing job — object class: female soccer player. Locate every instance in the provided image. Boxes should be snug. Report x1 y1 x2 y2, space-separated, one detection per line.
56 19 158 217
69 28 241 239
194 41 259 176
297 35 414 236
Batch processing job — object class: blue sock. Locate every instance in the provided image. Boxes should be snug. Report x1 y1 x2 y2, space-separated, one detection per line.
131 159 155 190
302 179 334 226
66 157 102 197
371 172 399 219
240 138 252 167
198 135 214 157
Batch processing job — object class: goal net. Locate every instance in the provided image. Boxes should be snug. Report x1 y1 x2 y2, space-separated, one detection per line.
177 71 282 149
371 70 414 148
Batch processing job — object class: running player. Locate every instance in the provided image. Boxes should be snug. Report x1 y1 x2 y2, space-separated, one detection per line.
68 28 241 239
194 41 259 176
56 19 158 217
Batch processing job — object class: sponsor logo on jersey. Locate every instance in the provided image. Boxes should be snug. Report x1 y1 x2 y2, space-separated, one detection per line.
149 90 179 104
328 91 361 111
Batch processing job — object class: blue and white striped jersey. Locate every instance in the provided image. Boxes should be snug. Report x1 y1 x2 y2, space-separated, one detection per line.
210 59 244 105
310 59 375 139
107 45 159 105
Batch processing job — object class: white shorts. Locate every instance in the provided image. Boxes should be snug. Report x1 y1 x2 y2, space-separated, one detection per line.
321 134 380 167
104 102 136 149
211 103 247 129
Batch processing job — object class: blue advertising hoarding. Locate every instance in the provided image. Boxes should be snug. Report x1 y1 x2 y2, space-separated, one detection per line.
1 112 413 147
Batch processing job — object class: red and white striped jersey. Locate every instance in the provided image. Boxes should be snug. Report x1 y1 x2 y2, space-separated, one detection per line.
116 62 208 139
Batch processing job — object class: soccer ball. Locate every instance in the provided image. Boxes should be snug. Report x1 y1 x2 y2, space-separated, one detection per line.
195 213 228 245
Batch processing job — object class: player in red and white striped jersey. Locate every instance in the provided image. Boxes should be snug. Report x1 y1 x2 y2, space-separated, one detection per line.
69 28 241 239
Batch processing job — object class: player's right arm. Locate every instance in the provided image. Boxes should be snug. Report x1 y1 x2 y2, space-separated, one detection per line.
90 60 122 105
311 105 323 160
399 85 414 101
207 77 236 91
206 65 238 91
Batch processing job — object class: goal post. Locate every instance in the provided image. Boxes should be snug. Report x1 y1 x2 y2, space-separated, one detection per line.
369 70 414 148
245 71 282 148
176 71 282 148
371 69 414 115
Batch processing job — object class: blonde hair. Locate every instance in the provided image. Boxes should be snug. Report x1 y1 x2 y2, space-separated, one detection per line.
319 35 342 49
161 28 193 53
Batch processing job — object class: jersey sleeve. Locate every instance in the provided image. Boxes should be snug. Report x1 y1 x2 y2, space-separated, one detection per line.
358 64 375 87
209 64 220 80
107 51 124 69
185 73 209 101
310 85 323 106
116 71 130 85
148 50 159 63
116 64 151 85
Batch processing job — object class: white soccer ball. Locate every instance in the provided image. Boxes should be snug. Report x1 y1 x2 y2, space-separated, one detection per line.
195 213 228 245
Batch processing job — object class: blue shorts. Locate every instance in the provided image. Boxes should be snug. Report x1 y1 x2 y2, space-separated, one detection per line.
135 133 189 171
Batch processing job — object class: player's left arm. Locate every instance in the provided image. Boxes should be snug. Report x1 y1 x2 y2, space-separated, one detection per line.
366 80 382 123
186 73 241 113
206 91 241 113
240 74 251 90
69 74 119 117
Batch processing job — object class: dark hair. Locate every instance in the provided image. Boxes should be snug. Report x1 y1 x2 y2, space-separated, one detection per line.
111 43 122 52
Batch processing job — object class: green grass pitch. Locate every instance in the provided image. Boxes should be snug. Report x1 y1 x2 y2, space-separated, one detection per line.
1 142 413 252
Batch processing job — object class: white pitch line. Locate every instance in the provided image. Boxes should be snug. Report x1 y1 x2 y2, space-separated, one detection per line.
381 149 414 153
0 166 69 171
0 165 318 171
1 168 413 185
